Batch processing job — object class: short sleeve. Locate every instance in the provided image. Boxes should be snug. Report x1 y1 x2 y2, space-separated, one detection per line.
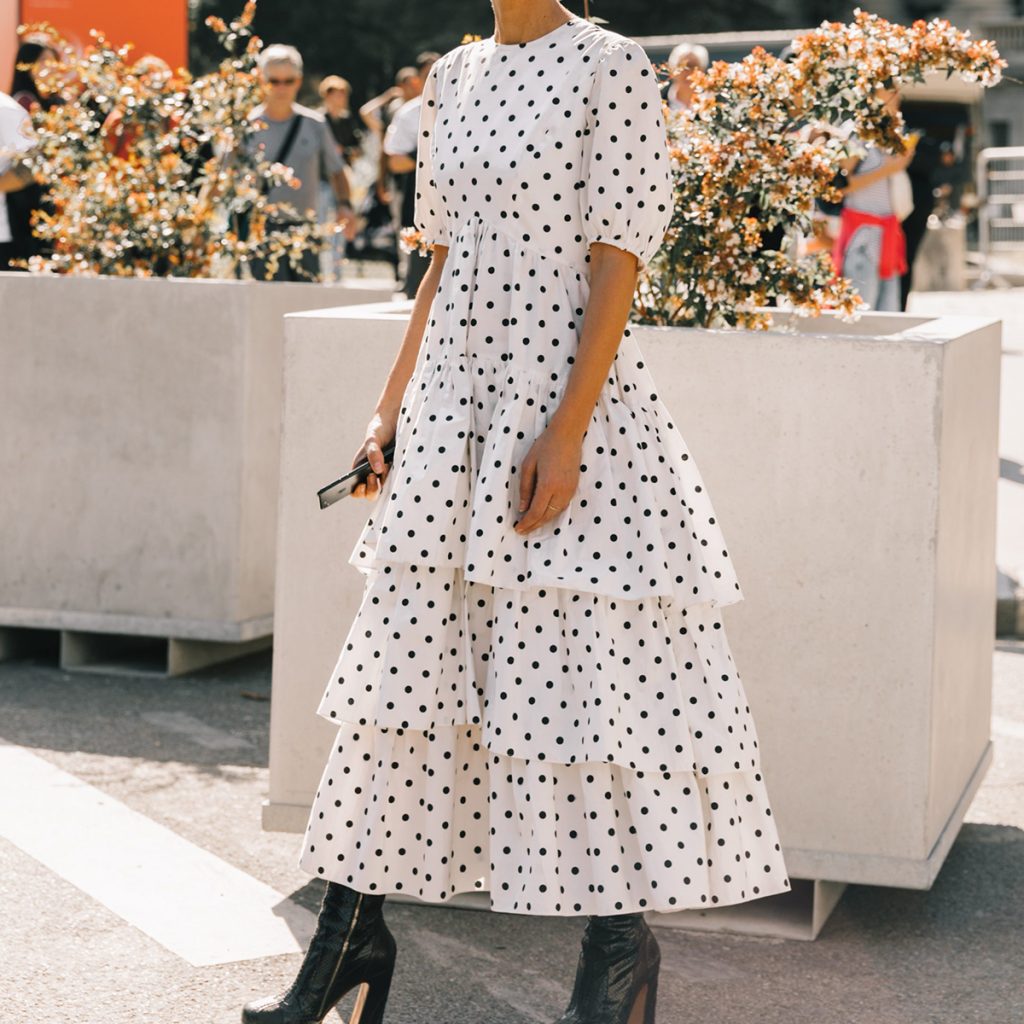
412 62 450 247
580 39 674 270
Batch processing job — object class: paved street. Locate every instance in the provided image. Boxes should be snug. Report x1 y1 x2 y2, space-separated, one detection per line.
1 638 1021 1024
2 289 1022 1024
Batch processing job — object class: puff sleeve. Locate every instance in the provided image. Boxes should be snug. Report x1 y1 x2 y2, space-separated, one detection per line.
579 39 674 270
412 60 450 247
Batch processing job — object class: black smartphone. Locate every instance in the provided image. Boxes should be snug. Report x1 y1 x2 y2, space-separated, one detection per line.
317 439 397 510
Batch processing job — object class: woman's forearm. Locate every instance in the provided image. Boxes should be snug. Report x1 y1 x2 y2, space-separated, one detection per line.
374 245 448 420
843 159 899 197
548 241 640 444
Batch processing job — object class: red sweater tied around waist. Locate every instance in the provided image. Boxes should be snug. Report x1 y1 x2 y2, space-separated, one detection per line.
832 207 908 280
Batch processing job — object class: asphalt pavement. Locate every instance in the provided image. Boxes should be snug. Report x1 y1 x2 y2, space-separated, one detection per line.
1 639 1022 1024
2 287 1023 1023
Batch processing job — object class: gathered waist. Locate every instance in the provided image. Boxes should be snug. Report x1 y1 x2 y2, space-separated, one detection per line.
448 211 589 273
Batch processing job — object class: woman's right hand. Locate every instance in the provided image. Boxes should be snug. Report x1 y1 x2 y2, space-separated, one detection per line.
350 411 398 499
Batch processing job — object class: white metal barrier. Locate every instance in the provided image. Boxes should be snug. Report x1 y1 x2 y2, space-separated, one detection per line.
977 146 1024 254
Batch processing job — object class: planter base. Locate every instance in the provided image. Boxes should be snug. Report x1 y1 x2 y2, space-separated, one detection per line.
261 799 313 833
355 881 847 941
775 739 994 890
0 623 271 677
0 606 272 642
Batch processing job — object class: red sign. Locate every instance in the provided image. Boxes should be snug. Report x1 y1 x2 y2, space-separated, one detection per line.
19 0 188 71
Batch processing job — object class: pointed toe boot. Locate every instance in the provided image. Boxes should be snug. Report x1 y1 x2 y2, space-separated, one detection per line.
241 882 396 1024
552 912 660 1024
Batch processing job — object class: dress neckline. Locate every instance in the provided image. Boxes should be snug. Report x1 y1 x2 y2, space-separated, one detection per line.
488 15 579 49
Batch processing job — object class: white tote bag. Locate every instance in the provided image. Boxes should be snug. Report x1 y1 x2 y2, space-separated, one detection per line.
890 170 915 221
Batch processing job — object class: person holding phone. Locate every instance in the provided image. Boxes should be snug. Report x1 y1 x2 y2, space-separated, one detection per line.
244 6 790 1023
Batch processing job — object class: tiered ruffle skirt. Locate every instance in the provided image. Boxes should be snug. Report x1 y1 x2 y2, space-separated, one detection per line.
298 216 790 915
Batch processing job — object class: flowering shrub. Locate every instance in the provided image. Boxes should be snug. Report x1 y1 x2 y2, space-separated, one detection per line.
637 9 1005 329
13 2 333 277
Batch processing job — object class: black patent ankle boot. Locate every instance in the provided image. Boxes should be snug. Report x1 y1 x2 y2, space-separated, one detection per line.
241 882 396 1024
552 912 661 1024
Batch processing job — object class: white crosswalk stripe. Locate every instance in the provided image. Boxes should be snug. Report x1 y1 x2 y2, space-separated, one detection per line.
0 742 314 966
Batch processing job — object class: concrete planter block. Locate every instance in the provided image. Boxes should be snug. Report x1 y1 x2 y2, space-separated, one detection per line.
908 290 1024 638
0 273 394 672
269 302 1000 935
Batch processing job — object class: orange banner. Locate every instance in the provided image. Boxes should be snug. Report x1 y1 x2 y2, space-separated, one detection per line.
1 0 17 91
18 0 187 71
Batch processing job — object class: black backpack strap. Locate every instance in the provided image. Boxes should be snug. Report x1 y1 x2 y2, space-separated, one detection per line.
259 114 304 195
273 114 303 165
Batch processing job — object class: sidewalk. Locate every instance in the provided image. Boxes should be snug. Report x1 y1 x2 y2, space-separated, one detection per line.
1 641 1021 1024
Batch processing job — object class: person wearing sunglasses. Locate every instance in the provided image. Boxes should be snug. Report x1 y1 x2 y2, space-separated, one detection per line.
247 44 356 281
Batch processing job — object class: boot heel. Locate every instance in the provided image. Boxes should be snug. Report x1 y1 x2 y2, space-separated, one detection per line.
642 970 659 1024
626 976 654 1024
349 959 395 1024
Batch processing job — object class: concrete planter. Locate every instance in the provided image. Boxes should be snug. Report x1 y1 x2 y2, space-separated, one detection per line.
268 301 1000 937
908 289 1024 637
0 273 394 674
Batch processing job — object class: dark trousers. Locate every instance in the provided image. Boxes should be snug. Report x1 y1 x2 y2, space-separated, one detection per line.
900 183 936 310
402 246 429 298
234 212 323 283
247 243 322 282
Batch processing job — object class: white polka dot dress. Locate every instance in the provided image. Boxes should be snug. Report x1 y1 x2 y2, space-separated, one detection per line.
298 17 791 916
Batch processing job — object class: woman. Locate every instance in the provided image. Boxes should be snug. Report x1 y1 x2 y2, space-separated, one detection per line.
316 76 364 281
832 87 915 312
9 39 58 113
243 4 790 1023
318 75 364 167
7 39 59 266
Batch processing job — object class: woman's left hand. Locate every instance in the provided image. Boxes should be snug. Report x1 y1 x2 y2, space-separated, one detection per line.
514 425 582 535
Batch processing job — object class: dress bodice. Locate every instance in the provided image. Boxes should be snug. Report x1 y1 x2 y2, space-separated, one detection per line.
415 17 674 271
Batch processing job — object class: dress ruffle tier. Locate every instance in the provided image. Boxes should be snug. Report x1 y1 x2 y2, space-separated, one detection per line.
349 215 744 613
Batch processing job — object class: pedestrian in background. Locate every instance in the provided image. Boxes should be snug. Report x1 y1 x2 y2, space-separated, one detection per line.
319 76 363 166
898 107 968 308
357 66 422 283
9 37 59 113
664 41 708 114
833 87 915 312
316 75 363 282
0 89 36 271
246 44 356 282
383 53 438 297
7 38 59 266
358 66 419 149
